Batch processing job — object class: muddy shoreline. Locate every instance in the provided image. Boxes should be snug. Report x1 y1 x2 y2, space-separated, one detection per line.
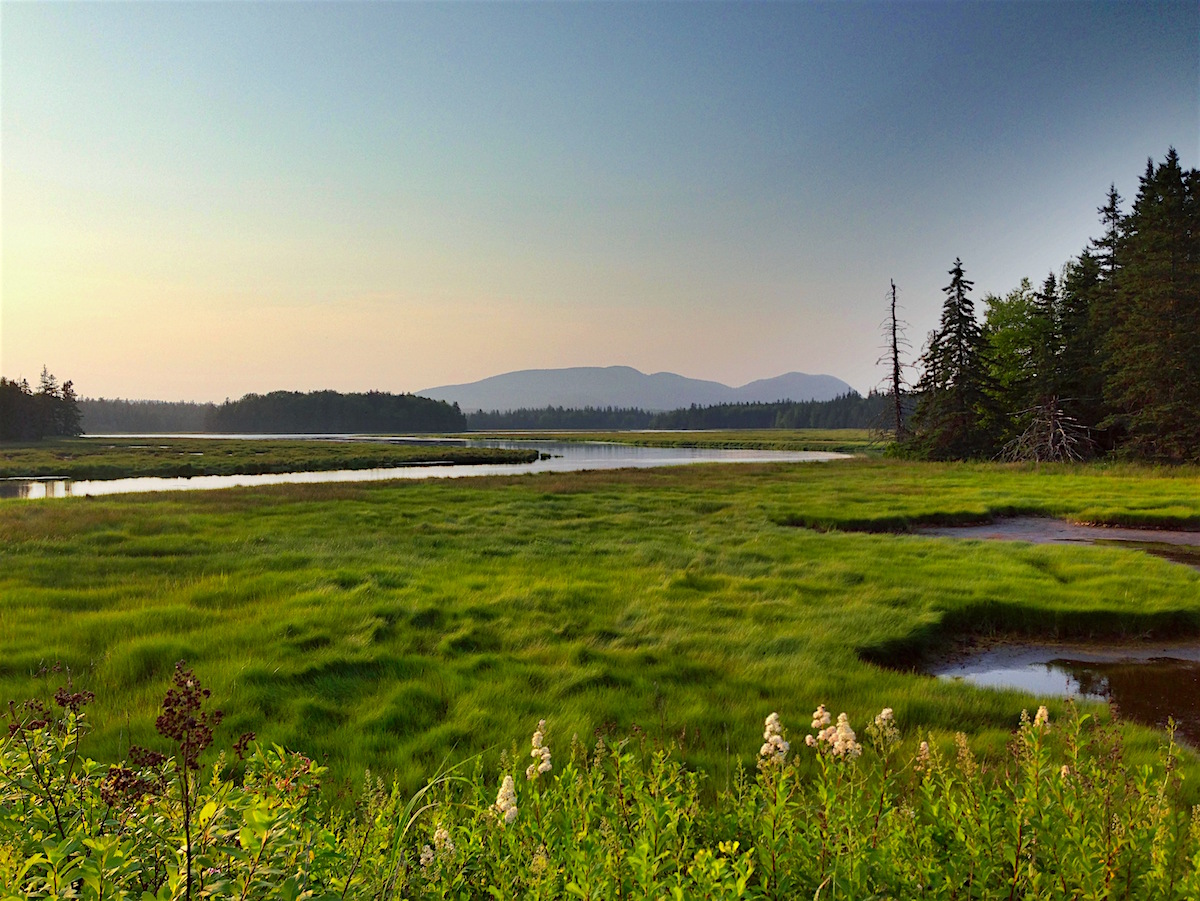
915 515 1200 571
917 516 1200 547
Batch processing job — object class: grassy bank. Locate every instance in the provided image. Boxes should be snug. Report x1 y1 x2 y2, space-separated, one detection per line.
0 437 538 480
1 458 1198 793
459 428 878 453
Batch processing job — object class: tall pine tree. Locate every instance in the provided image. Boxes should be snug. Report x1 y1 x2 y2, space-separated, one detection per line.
908 259 1001 459
1058 250 1109 439
1103 149 1200 461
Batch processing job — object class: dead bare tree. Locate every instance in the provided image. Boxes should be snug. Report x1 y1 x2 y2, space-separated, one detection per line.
1000 396 1095 463
874 279 911 442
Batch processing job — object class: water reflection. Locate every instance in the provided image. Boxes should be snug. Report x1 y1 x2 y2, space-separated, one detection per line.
2 438 847 500
934 644 1200 744
0 479 72 500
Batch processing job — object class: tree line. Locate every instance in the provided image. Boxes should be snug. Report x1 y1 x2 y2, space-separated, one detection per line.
203 390 467 433
897 149 1199 463
81 398 216 433
78 392 892 434
465 392 890 431
0 368 82 441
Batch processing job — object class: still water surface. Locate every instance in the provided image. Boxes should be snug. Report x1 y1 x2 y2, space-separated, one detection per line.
2 436 847 500
933 644 1200 745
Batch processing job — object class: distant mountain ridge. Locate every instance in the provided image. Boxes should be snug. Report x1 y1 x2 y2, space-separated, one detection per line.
418 366 854 413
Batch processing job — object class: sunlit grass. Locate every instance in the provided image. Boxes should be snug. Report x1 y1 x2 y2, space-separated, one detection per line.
1 458 1198 793
0 437 537 479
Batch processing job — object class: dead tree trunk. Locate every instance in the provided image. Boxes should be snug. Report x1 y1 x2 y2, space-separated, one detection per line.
888 280 907 439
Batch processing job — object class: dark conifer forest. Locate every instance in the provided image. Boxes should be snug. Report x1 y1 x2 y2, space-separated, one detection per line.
464 392 889 431
80 399 216 433
899 149 1199 463
202 390 467 433
0 368 83 441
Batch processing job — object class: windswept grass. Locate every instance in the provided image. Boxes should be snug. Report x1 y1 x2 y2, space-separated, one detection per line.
0 438 538 480
1 458 1198 793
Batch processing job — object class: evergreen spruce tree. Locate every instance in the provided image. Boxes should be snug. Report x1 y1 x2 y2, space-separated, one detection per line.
908 259 1001 459
1103 149 1200 461
1093 184 1124 281
1031 272 1061 400
59 380 84 437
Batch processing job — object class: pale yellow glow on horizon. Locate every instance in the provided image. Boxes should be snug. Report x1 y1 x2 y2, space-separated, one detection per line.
3 258 866 402
3 169 873 401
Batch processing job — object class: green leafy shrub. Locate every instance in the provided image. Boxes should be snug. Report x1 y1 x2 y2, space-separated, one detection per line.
3 668 1198 898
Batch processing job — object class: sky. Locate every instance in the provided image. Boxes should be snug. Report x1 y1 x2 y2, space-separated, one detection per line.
2 1 1197 402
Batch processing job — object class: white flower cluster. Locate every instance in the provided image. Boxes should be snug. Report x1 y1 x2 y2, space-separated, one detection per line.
526 719 552 781
868 706 901 749
830 713 862 758
494 775 518 825
810 704 831 732
419 826 455 872
804 705 861 758
1034 706 1050 730
914 740 932 773
758 712 790 770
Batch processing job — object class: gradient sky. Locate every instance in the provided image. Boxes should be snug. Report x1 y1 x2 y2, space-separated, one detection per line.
2 1 1197 401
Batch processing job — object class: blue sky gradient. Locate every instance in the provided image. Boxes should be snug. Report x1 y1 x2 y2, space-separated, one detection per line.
3 1 1196 400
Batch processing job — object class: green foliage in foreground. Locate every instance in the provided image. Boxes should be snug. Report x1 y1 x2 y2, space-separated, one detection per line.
1 459 1199 795
0 438 538 480
4 668 1199 899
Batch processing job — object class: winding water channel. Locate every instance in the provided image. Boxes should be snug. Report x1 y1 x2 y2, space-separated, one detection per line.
919 517 1200 742
0 435 848 500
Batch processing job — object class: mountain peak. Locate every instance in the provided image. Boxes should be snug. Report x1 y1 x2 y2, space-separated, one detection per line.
418 367 853 413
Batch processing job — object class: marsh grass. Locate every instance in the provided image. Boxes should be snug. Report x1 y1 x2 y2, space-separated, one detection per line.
1 459 1198 793
0 438 537 480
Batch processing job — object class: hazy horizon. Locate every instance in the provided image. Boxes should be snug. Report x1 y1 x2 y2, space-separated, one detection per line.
3 1 1196 402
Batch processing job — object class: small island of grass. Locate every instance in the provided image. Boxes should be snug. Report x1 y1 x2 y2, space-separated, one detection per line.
0 437 539 480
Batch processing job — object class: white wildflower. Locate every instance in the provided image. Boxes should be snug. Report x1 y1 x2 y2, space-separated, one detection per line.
526 719 552 780
494 775 518 825
1034 706 1050 730
811 704 832 730
420 844 435 871
831 712 862 758
868 706 900 749
758 712 790 770
807 706 861 759
1060 764 1071 779
914 740 931 772
433 826 454 858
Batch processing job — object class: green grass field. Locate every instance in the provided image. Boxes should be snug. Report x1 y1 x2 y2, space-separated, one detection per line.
0 437 538 479
1 457 1198 794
